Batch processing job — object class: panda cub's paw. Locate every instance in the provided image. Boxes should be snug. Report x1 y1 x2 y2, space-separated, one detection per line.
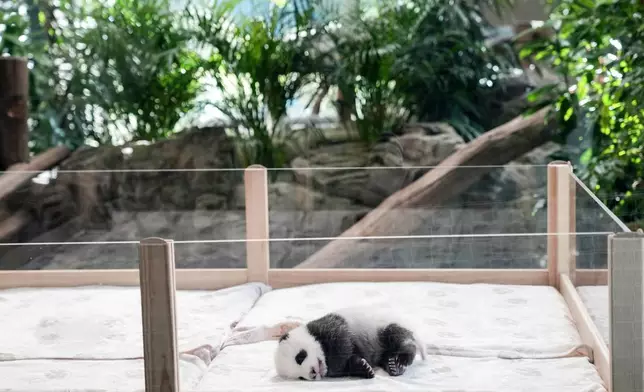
386 354 407 376
359 358 376 379
347 355 375 379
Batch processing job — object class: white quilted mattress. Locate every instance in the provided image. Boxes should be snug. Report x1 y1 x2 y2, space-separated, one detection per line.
0 281 606 391
576 285 609 345
0 283 269 360
0 283 269 391
195 341 606 392
0 357 206 392
234 282 585 358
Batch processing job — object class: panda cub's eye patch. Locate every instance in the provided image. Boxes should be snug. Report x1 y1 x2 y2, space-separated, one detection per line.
295 349 307 365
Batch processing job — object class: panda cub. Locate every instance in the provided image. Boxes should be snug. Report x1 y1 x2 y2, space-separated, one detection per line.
274 307 426 381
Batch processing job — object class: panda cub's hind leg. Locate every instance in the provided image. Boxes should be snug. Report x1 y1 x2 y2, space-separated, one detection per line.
378 323 418 377
344 355 375 379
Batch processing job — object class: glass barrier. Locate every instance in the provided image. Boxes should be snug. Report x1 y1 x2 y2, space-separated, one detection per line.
0 239 232 391
0 168 247 269
266 165 549 269
572 171 630 270
569 171 625 359
0 165 629 272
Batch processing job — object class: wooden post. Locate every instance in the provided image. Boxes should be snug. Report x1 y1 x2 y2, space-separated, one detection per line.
244 165 270 284
139 238 179 392
547 161 576 288
609 232 644 392
0 57 29 171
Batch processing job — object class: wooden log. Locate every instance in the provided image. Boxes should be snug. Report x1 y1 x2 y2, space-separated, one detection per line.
0 210 30 242
0 145 71 201
293 106 555 269
0 57 29 170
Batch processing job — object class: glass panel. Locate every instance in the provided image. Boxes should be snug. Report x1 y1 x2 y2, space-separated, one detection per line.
573 172 629 270
0 241 224 390
0 168 246 269
267 165 549 269
0 241 142 385
570 172 624 354
0 242 138 270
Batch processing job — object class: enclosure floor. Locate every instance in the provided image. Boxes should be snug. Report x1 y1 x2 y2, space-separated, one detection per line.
0 281 607 391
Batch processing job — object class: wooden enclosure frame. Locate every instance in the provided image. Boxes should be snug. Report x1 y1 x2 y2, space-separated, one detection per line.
0 161 630 392
608 232 644 392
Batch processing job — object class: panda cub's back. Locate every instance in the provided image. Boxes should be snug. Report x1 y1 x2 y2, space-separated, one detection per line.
335 308 387 363
334 307 406 363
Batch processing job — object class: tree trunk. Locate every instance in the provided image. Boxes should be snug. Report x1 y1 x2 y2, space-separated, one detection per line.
0 57 29 171
293 106 556 269
0 146 71 202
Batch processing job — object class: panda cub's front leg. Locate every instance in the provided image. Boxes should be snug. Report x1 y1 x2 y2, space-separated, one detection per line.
344 355 375 379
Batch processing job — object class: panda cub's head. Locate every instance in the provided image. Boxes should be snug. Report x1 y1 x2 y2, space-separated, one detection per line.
274 325 326 381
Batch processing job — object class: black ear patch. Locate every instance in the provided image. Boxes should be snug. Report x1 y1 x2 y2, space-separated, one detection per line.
295 349 307 365
279 333 289 342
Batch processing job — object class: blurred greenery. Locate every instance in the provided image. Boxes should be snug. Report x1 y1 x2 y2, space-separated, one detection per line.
522 0 643 222
1 0 203 153
1 0 519 162
192 0 324 168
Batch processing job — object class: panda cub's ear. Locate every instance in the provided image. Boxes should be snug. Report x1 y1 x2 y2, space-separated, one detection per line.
271 321 302 341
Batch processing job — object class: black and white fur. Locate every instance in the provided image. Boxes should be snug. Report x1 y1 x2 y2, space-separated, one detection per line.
274 307 426 381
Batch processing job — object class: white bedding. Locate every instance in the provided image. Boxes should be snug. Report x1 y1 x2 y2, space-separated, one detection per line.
193 341 607 392
0 281 606 391
576 285 609 346
0 357 206 392
0 282 270 360
234 282 584 358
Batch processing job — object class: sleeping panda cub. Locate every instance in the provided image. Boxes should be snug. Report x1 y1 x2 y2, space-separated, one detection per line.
274 307 426 381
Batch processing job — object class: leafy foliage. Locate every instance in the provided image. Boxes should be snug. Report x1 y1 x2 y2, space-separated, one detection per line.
2 0 519 167
2 0 202 152
194 0 323 168
308 0 520 143
523 0 644 222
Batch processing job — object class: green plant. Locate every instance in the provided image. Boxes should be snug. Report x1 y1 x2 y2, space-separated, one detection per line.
305 0 520 143
196 0 322 168
522 0 644 222
2 0 203 152
3 0 524 170
82 0 204 142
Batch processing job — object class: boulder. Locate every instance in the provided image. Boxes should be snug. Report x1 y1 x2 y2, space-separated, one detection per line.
291 122 465 206
52 125 240 217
